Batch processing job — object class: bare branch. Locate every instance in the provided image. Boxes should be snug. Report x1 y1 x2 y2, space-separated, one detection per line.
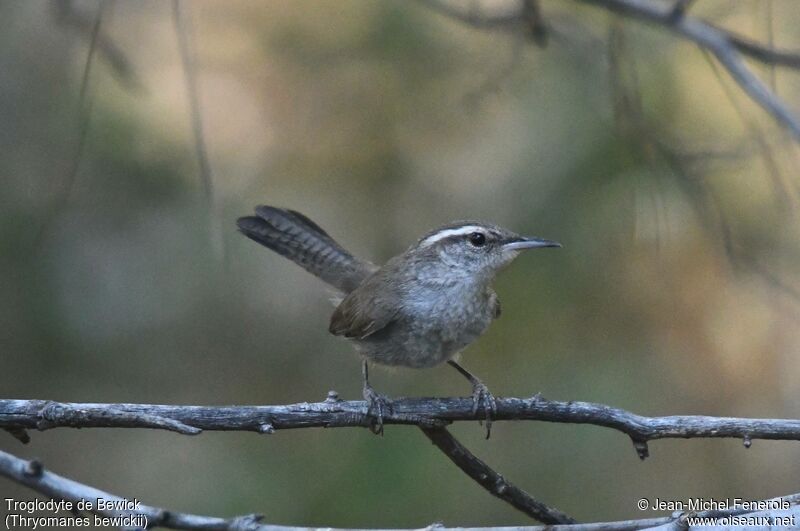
4 396 800 452
0 449 264 530
3 400 568 526
6 397 800 525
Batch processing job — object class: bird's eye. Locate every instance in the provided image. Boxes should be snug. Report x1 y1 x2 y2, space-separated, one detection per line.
467 232 486 247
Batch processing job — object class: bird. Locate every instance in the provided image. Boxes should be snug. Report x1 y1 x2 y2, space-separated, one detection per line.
237 206 560 436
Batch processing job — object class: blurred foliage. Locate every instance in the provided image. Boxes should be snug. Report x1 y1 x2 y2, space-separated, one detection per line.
2 0 800 527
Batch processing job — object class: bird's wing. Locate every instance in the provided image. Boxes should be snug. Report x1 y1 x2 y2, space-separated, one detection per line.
328 279 400 339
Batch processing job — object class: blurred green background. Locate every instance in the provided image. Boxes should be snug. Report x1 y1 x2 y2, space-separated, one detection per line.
2 0 800 527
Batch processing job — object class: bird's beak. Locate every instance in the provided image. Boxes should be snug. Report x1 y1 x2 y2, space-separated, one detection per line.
503 237 562 251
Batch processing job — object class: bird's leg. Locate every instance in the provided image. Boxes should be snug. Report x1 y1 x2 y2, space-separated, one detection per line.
362 359 393 435
447 360 497 439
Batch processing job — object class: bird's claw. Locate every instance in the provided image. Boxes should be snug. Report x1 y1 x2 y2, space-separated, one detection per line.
470 380 497 439
363 384 393 436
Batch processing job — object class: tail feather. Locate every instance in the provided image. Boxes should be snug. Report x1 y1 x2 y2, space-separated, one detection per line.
264 207 332 240
237 206 376 294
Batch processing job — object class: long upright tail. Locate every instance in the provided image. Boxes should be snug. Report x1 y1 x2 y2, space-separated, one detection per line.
237 206 376 294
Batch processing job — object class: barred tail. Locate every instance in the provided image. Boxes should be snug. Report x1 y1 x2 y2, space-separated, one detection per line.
237 206 376 294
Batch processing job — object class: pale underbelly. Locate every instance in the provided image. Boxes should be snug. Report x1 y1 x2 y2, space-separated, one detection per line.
350 314 491 368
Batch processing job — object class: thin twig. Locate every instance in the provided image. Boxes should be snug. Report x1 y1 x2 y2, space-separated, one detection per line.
726 31 800 69
34 1 105 250
173 0 213 203
420 426 575 524
173 0 225 262
52 0 142 91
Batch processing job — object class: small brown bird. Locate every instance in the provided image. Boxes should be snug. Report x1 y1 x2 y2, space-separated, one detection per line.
237 206 560 435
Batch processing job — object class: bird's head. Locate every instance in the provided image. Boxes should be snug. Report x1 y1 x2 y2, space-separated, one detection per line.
408 221 561 281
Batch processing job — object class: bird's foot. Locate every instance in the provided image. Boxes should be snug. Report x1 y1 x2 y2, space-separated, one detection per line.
470 379 498 439
363 383 394 436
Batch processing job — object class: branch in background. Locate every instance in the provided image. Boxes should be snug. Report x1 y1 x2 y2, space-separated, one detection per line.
521 0 548 47
417 0 800 142
725 32 800 69
416 0 593 57
667 0 695 22
173 0 214 205
172 0 227 262
605 16 800 305
172 0 226 264
5 396 800 459
700 49 796 209
420 0 800 69
573 0 800 69
414 0 520 31
576 0 800 141
461 37 525 108
33 2 106 251
3 448 800 531
52 0 142 91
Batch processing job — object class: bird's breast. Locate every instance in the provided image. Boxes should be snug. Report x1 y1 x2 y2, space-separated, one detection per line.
380 283 494 366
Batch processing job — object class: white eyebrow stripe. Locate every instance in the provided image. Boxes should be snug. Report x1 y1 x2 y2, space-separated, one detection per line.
420 225 485 247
